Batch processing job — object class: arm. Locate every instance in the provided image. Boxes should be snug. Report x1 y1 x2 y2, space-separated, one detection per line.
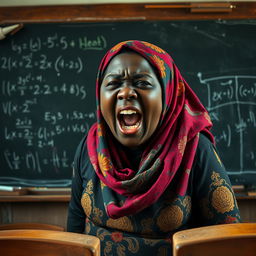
192 134 241 225
67 138 86 233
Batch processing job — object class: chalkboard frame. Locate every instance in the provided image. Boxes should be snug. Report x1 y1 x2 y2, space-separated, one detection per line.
0 2 256 25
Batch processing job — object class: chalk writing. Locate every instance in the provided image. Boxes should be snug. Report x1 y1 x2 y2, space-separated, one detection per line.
11 34 107 54
4 149 70 173
198 73 256 173
0 30 101 186
1 54 83 74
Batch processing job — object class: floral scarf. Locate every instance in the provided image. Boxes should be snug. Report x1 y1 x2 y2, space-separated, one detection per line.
87 40 214 219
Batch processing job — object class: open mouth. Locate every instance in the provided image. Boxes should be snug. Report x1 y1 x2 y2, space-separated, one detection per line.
117 108 142 135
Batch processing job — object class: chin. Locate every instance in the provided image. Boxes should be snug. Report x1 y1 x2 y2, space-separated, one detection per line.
122 142 141 148
116 136 143 148
115 130 145 148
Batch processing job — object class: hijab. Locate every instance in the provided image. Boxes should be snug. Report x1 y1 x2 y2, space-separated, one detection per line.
87 40 214 219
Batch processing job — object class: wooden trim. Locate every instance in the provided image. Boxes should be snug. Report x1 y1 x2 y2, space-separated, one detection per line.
0 222 64 231
0 195 70 202
236 195 256 200
0 194 254 202
0 2 256 24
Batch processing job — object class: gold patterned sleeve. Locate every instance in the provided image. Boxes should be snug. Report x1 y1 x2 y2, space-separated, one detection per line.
192 134 241 225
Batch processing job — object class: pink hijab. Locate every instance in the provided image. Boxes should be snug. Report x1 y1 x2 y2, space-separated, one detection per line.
87 40 214 219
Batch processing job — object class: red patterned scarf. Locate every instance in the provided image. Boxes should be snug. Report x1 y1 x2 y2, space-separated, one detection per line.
87 40 214 219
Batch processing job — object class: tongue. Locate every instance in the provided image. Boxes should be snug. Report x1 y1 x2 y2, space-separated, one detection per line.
122 114 140 126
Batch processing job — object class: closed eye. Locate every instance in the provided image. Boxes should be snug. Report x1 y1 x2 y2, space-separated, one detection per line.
134 80 153 88
105 80 120 88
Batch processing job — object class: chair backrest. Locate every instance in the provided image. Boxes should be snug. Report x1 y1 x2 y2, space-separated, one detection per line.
0 222 64 231
0 229 100 256
173 223 256 256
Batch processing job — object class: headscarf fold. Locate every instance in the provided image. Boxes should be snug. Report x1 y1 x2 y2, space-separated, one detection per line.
87 40 214 219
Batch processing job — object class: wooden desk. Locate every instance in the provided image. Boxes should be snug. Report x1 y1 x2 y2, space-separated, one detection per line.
236 195 256 223
0 194 255 230
0 194 70 230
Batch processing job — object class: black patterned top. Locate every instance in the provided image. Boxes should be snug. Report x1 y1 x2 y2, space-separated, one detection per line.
67 133 241 256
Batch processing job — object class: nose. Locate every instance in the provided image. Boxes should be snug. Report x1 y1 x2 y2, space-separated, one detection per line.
117 85 137 100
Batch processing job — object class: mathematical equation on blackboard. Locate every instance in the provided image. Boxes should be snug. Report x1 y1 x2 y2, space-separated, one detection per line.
11 34 107 54
198 74 256 174
1 32 104 185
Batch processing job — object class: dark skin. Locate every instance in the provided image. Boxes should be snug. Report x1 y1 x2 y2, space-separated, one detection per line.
100 51 162 148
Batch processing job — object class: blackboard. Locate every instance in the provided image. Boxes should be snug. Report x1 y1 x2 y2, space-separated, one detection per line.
1 20 256 187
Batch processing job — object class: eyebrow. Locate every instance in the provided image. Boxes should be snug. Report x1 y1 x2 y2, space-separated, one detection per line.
104 72 153 80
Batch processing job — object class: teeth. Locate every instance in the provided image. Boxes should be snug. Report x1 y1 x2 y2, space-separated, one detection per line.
120 109 137 115
122 122 140 129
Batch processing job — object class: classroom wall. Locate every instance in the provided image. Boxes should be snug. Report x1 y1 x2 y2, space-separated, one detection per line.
1 3 256 229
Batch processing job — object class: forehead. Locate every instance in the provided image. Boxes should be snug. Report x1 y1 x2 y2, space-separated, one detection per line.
103 51 156 76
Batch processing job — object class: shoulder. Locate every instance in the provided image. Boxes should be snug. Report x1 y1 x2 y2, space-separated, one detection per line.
195 131 224 166
195 132 220 164
191 132 228 188
74 135 90 175
197 132 214 152
74 134 88 158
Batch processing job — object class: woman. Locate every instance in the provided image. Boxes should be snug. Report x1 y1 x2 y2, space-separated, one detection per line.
67 40 241 255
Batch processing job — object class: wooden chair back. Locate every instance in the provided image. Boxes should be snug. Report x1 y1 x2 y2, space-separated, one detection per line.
173 223 256 256
0 229 100 256
0 222 64 231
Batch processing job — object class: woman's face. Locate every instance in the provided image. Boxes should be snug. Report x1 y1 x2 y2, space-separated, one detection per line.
100 51 162 148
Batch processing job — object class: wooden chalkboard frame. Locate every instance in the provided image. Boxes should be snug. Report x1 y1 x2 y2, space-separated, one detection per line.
0 2 256 24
